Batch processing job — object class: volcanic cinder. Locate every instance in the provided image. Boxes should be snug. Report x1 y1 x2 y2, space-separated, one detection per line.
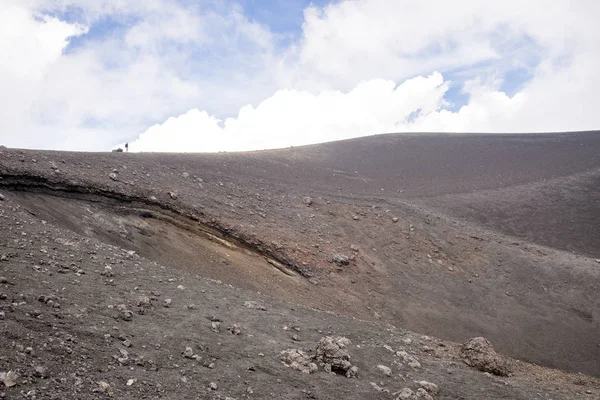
0 131 599 399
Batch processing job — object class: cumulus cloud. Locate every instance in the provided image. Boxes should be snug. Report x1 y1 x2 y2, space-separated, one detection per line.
0 0 277 150
130 73 448 152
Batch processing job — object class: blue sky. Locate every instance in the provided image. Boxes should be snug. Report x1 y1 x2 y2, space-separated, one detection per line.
237 0 332 35
1 0 597 151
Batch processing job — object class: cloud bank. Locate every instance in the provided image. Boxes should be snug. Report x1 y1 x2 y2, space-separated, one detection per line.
0 0 598 152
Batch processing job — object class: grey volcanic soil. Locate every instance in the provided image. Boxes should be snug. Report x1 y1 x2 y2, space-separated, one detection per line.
1 131 599 399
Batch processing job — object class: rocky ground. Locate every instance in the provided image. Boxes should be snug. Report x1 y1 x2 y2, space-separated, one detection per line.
0 132 599 399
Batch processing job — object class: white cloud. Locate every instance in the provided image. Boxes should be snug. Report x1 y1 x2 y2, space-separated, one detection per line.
130 73 449 152
0 4 86 147
0 0 599 151
0 0 277 150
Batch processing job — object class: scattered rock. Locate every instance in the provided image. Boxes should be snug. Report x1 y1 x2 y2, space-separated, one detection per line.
350 244 359 252
0 193 4 201
183 346 194 358
209 382 218 390
97 381 112 394
303 197 313 206
397 387 414 399
416 381 439 395
228 324 241 335
377 364 392 376
415 388 434 400
108 172 118 181
136 295 151 308
370 382 388 392
168 191 178 199
120 310 133 321
163 298 172 308
117 349 129 364
244 301 266 311
460 337 512 376
182 172 190 178
392 217 399 223
279 349 318 374
211 321 221 333
332 254 349 266
397 350 421 369
33 366 47 379
1 371 18 387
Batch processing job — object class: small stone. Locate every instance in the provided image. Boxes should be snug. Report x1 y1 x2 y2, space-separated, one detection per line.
377 364 392 376
183 346 194 358
126 379 136 386
2 371 18 387
163 299 172 307
228 324 241 335
279 348 318 374
392 217 399 223
33 366 47 378
346 365 358 378
211 321 221 333
97 381 112 394
122 339 132 347
177 285 185 290
209 382 218 390
416 381 439 395
415 388 434 400
303 197 313 206
117 349 129 364
120 310 133 321
350 244 359 252
0 312 4 320
332 254 349 266
397 387 414 399
108 173 118 181
182 172 190 178
0 194 5 201
397 350 420 369
352 215 359 220
136 295 151 308
243 301 266 310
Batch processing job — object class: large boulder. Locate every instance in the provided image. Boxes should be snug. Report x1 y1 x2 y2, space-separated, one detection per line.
460 337 512 376
315 336 358 378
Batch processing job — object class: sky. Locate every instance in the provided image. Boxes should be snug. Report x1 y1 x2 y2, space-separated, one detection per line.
0 0 598 152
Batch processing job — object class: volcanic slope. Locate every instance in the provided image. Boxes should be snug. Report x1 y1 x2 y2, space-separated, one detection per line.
0 131 599 398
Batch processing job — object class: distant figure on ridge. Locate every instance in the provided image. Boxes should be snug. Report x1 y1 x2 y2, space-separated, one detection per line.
125 142 129 152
